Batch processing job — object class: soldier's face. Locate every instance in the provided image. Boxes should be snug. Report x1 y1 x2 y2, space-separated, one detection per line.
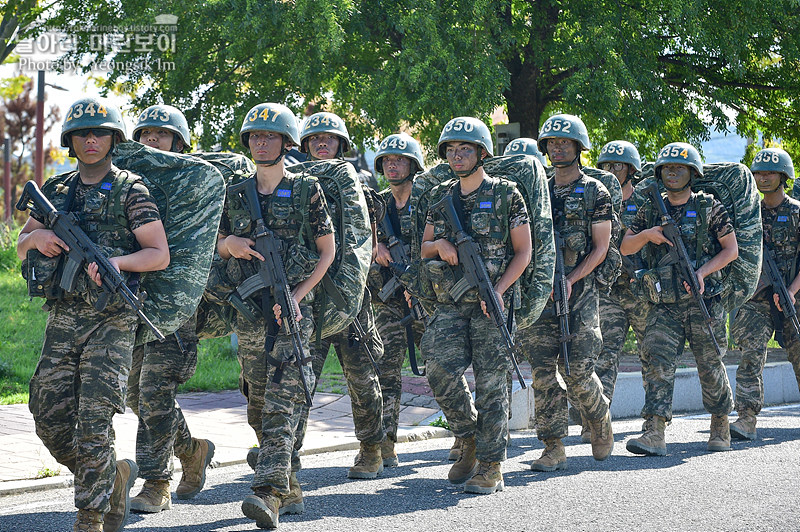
755 171 783 193
248 131 283 161
546 138 578 165
660 163 692 190
382 154 412 183
445 142 479 174
307 133 340 160
139 127 176 152
71 129 113 164
600 162 630 184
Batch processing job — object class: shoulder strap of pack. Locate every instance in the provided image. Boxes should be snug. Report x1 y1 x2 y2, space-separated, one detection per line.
693 191 714 262
494 179 511 243
295 173 313 248
102 169 138 231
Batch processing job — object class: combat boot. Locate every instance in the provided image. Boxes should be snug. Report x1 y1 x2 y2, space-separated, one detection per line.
730 409 757 441
242 487 280 529
103 459 138 532
626 415 667 456
74 509 103 532
280 472 304 515
588 410 614 461
464 461 504 494
348 442 383 479
130 479 171 513
176 438 215 500
247 446 260 470
448 437 463 461
707 414 732 452
580 416 591 443
531 439 567 472
448 435 478 484
381 438 399 467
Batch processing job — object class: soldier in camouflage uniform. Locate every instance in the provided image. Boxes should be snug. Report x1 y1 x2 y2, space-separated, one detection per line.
729 148 800 440
218 103 335 529
421 117 532 494
289 111 386 480
369 133 427 467
592 141 652 432
518 114 615 472
17 98 170 532
622 142 737 456
125 105 216 514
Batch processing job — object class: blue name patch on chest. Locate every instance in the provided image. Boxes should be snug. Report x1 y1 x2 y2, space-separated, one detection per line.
626 204 637 211
479 201 492 209
100 182 113 190
686 211 697 218
777 215 789 222
574 187 584 193
275 189 291 198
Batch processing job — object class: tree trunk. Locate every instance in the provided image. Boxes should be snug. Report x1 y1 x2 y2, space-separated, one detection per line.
504 62 547 139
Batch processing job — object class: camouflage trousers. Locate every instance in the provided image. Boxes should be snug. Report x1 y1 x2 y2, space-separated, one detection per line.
373 297 425 442
641 297 733 421
291 289 384 471
597 280 651 403
519 285 609 441
235 302 316 496
28 299 137 512
126 312 199 480
730 296 800 414
420 302 509 463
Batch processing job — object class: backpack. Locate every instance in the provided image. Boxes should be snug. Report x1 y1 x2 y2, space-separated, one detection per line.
582 167 624 292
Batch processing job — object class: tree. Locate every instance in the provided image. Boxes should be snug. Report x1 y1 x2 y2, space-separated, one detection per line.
1 0 58 63
46 0 800 164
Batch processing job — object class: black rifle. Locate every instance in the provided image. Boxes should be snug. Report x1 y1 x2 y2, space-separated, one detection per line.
552 230 574 376
647 182 723 356
16 180 164 340
431 193 527 388
228 179 313 406
378 208 427 376
762 242 800 338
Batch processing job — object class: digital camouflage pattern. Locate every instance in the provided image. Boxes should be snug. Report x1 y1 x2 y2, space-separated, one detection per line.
127 314 199 480
113 141 226 344
29 298 137 512
582 167 623 291
286 159 372 339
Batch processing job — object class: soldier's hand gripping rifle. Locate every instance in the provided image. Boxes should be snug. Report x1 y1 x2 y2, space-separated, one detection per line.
379 211 427 376
431 193 527 388
552 230 574 376
16 180 164 341
228 179 313 406
647 182 722 356
762 242 800 338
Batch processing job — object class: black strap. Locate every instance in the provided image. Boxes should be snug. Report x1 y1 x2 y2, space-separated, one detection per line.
387 195 403 239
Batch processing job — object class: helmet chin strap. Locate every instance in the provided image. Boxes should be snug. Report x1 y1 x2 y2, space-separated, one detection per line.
387 169 413 185
551 153 581 168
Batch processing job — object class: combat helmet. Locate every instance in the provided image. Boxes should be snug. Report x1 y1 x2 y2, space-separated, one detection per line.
503 137 546 166
374 133 424 182
598 140 641 186
240 103 299 166
299 112 351 158
437 117 493 177
60 97 126 164
132 104 191 153
654 142 703 192
537 114 590 167
751 148 794 188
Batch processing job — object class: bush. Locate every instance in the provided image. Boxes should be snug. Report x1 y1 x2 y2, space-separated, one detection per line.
0 222 21 272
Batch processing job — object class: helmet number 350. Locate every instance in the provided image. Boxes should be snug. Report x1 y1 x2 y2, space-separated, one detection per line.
445 119 474 133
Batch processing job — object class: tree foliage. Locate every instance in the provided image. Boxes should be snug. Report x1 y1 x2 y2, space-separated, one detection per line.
40 0 800 167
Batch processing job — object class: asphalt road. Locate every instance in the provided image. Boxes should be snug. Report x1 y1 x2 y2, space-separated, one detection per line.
2 405 798 532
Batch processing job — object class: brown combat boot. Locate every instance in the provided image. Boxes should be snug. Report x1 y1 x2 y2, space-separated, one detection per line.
242 487 280 529
130 479 171 513
348 442 383 479
588 410 614 461
280 472 304 515
626 415 667 456
730 409 757 441
176 438 215 500
531 439 567 472
448 437 463 461
580 416 592 443
381 438 399 467
707 414 732 452
74 509 103 532
464 461 504 494
103 459 138 532
448 436 477 484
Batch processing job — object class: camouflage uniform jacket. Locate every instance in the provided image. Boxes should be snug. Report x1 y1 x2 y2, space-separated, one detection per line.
756 195 800 298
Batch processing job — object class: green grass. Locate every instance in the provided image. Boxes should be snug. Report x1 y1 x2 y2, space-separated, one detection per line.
178 337 240 393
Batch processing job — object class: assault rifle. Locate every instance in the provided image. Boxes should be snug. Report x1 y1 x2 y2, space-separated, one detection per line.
16 180 164 341
228 179 313 406
431 193 527 388
378 209 426 376
552 230 573 376
647 182 723 357
762 242 800 338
